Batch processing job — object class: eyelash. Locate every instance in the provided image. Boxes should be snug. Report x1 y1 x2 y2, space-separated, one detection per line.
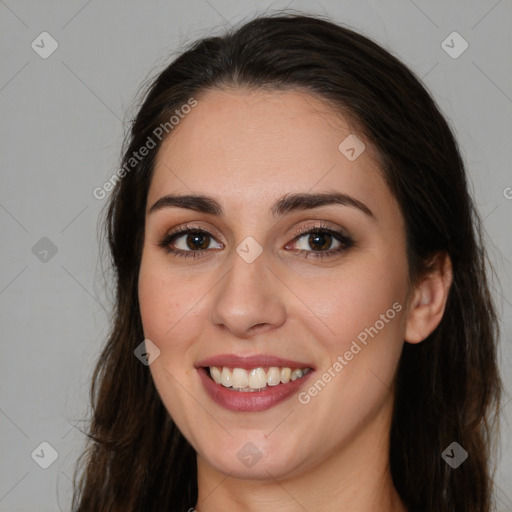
157 223 354 260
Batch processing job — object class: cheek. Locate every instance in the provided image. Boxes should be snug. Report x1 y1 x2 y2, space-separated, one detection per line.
299 260 407 350
138 268 172 340
294 254 407 407
138 253 200 355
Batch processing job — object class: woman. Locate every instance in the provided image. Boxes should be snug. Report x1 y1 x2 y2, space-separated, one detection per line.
72 13 502 512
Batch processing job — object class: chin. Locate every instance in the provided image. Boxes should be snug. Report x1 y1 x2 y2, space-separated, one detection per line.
196 433 313 481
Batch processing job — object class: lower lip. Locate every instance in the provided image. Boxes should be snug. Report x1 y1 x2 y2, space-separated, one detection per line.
197 367 314 412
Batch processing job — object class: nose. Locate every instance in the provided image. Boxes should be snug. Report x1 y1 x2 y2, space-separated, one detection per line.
210 249 287 339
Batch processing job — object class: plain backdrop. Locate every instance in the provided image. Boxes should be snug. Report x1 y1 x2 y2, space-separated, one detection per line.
1 1 511 510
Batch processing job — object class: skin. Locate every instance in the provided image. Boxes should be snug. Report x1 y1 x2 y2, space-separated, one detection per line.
138 88 452 511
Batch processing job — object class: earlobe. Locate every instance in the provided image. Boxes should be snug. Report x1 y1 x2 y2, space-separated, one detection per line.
405 253 453 344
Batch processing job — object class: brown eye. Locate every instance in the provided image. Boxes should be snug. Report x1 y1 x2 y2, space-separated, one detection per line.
158 227 223 258
307 232 335 251
184 232 211 250
293 231 341 252
285 226 354 259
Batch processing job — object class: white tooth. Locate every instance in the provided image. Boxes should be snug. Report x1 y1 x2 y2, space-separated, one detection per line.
248 367 267 389
303 368 311 375
221 367 232 387
290 368 304 381
232 368 249 389
210 366 222 384
267 367 281 386
280 367 292 384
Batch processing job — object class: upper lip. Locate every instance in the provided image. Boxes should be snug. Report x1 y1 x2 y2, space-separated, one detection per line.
196 354 315 370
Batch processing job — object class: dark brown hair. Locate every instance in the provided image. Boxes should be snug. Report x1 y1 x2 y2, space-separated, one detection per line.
72 12 502 512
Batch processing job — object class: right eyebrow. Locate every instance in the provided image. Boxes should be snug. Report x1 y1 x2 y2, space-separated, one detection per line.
148 194 222 215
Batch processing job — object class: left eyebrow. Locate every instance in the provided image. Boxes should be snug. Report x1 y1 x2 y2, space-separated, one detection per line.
148 191 375 219
272 191 374 219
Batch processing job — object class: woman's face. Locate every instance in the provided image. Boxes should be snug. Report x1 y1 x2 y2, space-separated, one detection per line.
139 88 412 480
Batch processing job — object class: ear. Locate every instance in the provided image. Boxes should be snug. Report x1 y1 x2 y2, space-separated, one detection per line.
405 252 453 344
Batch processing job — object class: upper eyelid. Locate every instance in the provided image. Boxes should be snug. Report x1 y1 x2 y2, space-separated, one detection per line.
165 224 223 244
165 222 344 237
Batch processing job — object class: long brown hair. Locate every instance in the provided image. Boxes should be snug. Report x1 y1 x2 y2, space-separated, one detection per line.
72 13 503 512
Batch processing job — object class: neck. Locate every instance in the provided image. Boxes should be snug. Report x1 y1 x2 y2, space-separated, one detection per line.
194 395 407 512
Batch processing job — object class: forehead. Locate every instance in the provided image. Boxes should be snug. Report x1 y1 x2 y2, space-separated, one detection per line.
149 88 395 220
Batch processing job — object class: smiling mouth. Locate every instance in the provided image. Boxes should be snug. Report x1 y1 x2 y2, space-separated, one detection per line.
204 365 313 392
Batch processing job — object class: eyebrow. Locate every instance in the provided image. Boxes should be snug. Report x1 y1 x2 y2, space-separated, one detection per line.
148 191 375 219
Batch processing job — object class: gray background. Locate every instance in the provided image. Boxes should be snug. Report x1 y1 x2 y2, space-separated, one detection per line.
1 1 511 510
